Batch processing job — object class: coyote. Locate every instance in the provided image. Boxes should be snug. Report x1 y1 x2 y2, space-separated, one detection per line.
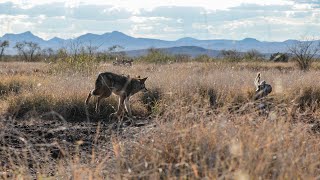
85 72 148 117
254 72 272 100
113 57 133 66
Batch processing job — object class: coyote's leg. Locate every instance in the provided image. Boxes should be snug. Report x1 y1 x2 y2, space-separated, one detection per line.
116 96 126 116
86 88 101 105
95 96 103 113
85 90 93 105
124 97 132 117
95 90 112 113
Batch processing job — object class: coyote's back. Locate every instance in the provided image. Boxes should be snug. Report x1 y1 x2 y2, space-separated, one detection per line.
92 72 128 95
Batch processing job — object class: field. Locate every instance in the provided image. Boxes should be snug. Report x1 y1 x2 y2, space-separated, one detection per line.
0 61 319 179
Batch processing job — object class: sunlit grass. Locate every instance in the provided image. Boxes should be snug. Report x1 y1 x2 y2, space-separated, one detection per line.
0 61 319 179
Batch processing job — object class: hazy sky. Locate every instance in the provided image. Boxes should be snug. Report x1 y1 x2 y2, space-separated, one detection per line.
0 0 319 41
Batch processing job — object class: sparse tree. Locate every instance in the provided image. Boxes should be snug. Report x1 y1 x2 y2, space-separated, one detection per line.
14 41 41 61
86 42 100 58
244 49 264 61
53 40 100 72
221 49 242 62
105 45 126 61
0 40 9 60
41 47 55 61
108 45 124 52
57 48 68 60
65 40 101 63
81 41 104 63
66 40 82 63
288 38 320 71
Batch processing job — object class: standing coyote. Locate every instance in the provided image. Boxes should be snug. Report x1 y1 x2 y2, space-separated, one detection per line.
85 72 148 117
254 72 272 100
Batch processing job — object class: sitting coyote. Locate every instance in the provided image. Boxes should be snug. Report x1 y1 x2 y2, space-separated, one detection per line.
85 72 148 117
254 72 272 100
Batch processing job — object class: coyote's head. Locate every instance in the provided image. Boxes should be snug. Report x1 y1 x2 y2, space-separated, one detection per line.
253 72 272 100
131 77 148 94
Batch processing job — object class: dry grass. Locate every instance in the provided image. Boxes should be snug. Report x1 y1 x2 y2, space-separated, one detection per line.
0 61 319 179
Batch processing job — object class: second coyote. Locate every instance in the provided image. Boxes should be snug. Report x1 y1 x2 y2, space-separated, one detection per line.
254 72 272 100
85 72 148 117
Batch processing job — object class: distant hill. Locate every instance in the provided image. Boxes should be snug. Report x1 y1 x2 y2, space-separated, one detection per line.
125 46 220 57
1 31 319 55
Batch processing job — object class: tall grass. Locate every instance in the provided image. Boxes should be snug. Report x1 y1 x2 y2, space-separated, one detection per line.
117 116 319 179
0 61 319 179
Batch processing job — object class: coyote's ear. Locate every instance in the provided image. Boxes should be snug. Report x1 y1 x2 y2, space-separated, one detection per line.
140 77 148 83
254 72 261 89
255 72 261 81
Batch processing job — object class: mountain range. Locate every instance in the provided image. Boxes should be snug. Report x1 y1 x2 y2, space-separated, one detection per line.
0 31 316 56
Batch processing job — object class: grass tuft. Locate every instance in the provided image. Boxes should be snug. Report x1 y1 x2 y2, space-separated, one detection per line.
141 88 162 115
0 77 34 97
6 93 119 121
295 87 320 112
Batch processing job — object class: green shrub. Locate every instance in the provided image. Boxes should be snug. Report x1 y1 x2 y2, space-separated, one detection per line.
51 54 98 74
193 54 214 62
139 48 175 64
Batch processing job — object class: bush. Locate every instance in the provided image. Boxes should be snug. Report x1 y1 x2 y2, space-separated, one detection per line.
194 54 214 62
50 44 99 74
220 49 243 62
243 49 264 61
52 54 98 74
139 48 175 64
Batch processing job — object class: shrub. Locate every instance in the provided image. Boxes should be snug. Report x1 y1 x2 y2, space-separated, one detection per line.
194 54 214 62
243 49 264 61
52 54 98 74
139 48 175 64
220 49 243 62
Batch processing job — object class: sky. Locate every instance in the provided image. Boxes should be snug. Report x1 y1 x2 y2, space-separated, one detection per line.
0 0 319 41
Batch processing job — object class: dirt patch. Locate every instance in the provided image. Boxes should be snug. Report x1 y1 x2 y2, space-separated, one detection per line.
0 115 155 177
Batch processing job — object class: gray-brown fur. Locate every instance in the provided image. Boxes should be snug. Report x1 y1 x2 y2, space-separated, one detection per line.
254 72 272 100
85 72 148 117
270 52 289 62
113 58 133 66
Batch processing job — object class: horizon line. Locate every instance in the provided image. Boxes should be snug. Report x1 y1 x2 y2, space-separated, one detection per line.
0 30 306 43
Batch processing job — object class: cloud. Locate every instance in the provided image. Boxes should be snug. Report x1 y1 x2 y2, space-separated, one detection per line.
290 0 320 4
0 2 133 20
129 16 172 23
0 1 319 41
